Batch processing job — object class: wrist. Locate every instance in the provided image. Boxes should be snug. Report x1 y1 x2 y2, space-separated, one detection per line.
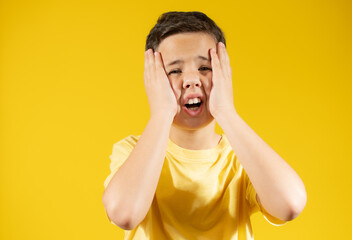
215 109 241 134
150 112 175 125
213 107 238 121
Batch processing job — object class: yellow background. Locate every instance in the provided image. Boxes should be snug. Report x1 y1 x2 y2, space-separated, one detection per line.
1 0 351 239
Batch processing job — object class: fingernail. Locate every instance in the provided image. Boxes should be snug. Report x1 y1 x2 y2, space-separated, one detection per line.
220 42 225 47
154 51 157 56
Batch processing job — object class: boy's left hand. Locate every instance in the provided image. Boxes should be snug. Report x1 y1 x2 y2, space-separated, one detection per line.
208 42 236 118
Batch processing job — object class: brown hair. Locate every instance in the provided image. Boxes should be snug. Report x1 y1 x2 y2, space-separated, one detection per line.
145 11 226 52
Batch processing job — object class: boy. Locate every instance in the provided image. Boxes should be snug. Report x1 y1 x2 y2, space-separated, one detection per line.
102 11 307 240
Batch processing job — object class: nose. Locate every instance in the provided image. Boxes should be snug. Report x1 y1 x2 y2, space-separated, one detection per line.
182 72 202 89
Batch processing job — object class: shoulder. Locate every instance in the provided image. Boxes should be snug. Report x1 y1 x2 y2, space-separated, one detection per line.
109 134 141 160
112 134 141 150
116 134 141 144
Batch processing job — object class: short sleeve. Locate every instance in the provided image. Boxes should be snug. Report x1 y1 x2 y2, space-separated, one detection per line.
103 136 138 225
245 172 288 226
103 136 136 189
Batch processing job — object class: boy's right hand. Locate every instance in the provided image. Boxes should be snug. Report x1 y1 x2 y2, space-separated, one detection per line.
144 49 178 119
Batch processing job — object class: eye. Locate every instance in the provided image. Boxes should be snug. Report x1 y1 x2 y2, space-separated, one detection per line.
199 66 212 71
168 69 181 75
168 67 212 75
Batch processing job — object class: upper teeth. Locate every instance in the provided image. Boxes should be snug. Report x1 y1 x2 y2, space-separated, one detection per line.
187 97 201 104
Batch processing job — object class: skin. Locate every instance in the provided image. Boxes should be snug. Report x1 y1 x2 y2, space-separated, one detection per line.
103 32 307 230
145 32 222 150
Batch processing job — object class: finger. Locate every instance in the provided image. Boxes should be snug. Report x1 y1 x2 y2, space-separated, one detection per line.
218 42 230 80
144 49 150 83
217 42 226 67
147 49 156 82
210 48 220 67
154 51 167 77
156 51 176 94
210 48 221 84
221 42 232 79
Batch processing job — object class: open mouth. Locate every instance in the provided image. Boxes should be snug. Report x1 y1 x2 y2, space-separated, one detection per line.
185 100 202 111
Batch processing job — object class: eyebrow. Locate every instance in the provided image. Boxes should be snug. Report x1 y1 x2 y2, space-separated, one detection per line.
166 56 210 67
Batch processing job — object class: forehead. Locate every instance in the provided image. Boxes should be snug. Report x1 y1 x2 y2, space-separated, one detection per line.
157 32 217 64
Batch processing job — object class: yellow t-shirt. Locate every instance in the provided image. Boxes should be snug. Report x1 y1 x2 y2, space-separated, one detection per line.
103 134 287 239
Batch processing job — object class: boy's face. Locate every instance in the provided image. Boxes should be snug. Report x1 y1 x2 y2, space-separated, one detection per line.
156 32 217 129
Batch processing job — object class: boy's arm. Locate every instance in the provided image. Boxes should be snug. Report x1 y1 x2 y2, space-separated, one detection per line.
102 50 177 230
209 42 307 222
217 112 307 221
102 113 173 230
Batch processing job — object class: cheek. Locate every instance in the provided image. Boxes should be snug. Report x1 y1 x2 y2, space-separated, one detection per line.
169 79 182 98
202 77 213 97
202 79 212 89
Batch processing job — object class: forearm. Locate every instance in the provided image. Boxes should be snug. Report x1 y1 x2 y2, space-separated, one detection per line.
216 110 307 221
103 113 174 229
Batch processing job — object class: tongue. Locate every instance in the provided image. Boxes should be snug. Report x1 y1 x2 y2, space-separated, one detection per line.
188 106 199 111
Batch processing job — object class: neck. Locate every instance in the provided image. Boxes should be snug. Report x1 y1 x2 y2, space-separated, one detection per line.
169 119 222 150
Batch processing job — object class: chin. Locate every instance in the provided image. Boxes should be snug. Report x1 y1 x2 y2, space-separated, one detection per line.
172 115 215 130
